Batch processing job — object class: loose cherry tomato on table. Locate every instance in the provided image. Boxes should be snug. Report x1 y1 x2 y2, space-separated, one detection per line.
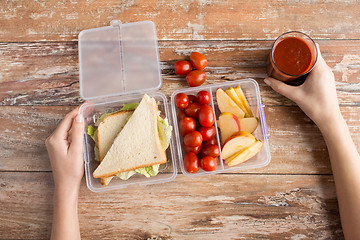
184 131 203 147
198 105 215 127
201 144 220 158
188 95 198 104
199 126 216 141
190 52 208 70
184 152 199 173
177 110 187 120
179 117 196 136
200 156 218 171
197 90 211 105
174 60 192 75
186 70 206 87
203 138 217 146
184 103 202 119
174 93 189 109
182 143 202 155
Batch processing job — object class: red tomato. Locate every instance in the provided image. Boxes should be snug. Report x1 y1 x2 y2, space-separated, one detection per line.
174 93 189 109
197 90 211 105
188 95 198 103
182 143 202 155
184 103 201 119
177 110 187 120
199 126 216 141
184 131 203 147
198 105 215 127
203 138 217 146
174 60 192 75
179 117 196 136
184 152 199 173
200 156 218 171
190 52 208 70
201 144 220 158
186 70 206 87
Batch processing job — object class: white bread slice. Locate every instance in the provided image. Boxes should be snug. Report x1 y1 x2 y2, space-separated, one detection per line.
97 110 133 186
93 94 166 179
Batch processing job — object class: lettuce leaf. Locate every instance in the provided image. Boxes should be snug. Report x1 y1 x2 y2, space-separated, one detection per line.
135 164 160 177
120 103 139 111
87 125 97 141
115 165 160 180
86 126 100 161
157 115 172 151
116 170 137 180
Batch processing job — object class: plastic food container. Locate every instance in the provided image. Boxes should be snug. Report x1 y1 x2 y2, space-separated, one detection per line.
78 20 271 192
171 79 270 177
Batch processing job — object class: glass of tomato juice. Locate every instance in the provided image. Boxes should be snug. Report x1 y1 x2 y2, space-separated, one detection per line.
267 31 318 83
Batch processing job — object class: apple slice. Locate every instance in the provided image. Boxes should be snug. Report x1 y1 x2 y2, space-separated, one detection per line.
221 131 256 159
234 86 253 117
216 88 245 119
239 117 258 133
225 87 251 117
225 140 263 166
218 112 241 144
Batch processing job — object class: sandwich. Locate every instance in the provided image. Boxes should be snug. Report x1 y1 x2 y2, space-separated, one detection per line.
95 110 134 185
87 94 172 186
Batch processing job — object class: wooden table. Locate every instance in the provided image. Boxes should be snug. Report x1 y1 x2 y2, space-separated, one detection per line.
1 1 359 239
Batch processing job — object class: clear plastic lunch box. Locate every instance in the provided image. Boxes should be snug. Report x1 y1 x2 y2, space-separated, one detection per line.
78 20 271 192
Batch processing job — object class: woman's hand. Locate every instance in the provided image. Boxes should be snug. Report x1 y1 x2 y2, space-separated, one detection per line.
46 105 85 240
264 44 341 129
265 43 360 240
46 106 85 191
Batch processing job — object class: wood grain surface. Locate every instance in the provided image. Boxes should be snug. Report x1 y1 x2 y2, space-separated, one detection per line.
0 172 343 240
1 40 360 106
1 0 360 41
1 0 360 239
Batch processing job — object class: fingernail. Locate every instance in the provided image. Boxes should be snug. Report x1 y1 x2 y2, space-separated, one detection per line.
264 78 271 86
75 113 83 123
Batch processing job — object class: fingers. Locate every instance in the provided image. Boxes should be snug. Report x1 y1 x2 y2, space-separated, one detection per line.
264 77 302 102
313 43 329 71
68 112 85 157
305 43 333 84
53 106 81 140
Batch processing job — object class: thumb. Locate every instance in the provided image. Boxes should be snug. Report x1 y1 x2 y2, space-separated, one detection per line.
264 77 301 102
68 113 85 156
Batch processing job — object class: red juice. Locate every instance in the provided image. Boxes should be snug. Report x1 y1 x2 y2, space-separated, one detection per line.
267 31 317 82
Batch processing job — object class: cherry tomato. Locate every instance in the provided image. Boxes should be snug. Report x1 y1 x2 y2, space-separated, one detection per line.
188 95 198 103
203 138 217 146
182 143 202 155
190 52 208 70
177 110 187 120
184 103 201 119
197 90 211 105
186 70 206 87
184 131 203 147
174 93 189 109
198 105 215 127
200 156 218 171
201 144 220 158
179 117 196 136
174 60 192 75
199 126 216 141
184 152 199 173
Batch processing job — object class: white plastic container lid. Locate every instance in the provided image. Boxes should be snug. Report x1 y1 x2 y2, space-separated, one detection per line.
78 20 162 100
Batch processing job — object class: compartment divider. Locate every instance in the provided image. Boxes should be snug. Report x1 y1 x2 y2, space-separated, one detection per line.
209 86 225 171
